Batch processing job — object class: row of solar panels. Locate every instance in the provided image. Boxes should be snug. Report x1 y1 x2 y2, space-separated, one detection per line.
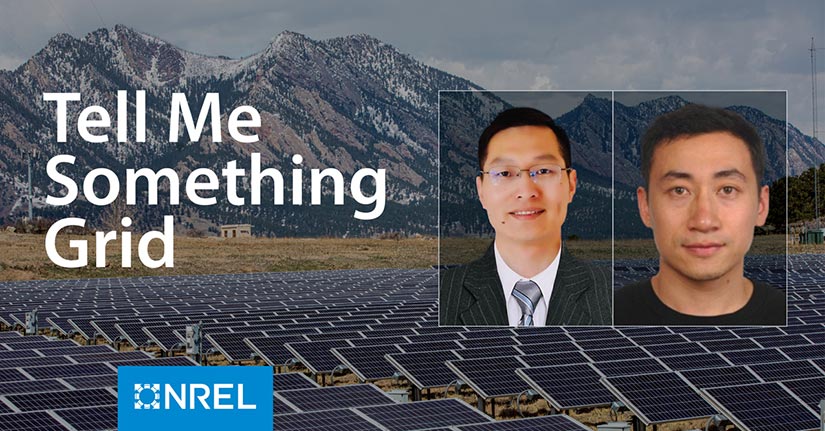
0 256 822 431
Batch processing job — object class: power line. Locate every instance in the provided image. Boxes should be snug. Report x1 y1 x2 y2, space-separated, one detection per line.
88 0 106 27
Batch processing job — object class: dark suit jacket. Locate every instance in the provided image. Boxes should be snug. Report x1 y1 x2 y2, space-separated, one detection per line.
439 245 611 326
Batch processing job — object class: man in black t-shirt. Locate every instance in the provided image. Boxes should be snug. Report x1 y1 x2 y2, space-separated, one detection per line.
614 104 786 326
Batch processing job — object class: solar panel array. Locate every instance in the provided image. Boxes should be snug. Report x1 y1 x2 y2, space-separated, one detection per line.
0 256 820 430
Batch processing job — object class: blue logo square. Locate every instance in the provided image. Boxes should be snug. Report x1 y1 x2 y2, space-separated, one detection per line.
118 366 273 431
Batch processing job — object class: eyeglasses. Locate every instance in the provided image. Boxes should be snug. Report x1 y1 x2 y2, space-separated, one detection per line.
479 164 572 186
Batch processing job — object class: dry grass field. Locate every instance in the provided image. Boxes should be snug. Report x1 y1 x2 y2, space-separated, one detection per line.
0 232 819 281
0 232 437 281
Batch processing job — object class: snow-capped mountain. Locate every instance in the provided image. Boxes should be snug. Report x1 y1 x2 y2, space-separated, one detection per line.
0 26 480 236
0 26 822 239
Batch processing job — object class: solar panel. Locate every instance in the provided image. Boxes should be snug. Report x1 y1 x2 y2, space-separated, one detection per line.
356 398 492 431
602 372 716 424
748 360 825 382
512 331 572 345
109 357 196 367
780 377 825 412
285 340 351 375
453 414 591 430
515 340 580 356
23 363 115 380
643 341 708 357
34 345 116 356
458 337 515 349
273 372 319 391
678 366 761 389
4 341 79 350
114 322 154 347
722 348 789 365
460 328 515 339
0 379 71 395
273 408 383 431
0 356 72 369
331 344 403 381
780 344 825 360
702 382 820 431
62 374 118 390
700 338 761 352
397 340 461 353
446 356 528 399
0 411 69 431
206 331 265 362
679 329 738 342
574 337 636 350
456 345 521 359
519 350 590 367
67 351 153 363
53 405 117 431
583 346 651 362
752 334 812 348
516 364 614 409
566 328 622 341
0 348 39 361
245 335 307 367
5 388 117 412
657 352 731 371
593 358 668 377
348 336 410 347
385 350 461 389
631 333 689 346
274 396 300 415
275 384 395 412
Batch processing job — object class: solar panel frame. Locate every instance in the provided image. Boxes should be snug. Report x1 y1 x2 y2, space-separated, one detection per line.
273 372 319 391
384 350 462 390
722 348 790 365
355 398 492 431
4 388 117 412
0 411 69 431
656 352 732 371
701 382 821 431
274 384 396 412
677 365 761 389
331 344 404 381
780 377 825 413
284 339 353 375
445 355 530 399
592 358 669 378
53 405 117 431
453 414 591 431
601 371 717 425
516 363 615 410
747 359 825 382
273 408 383 431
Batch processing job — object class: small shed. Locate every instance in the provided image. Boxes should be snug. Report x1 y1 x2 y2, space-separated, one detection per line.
220 224 252 238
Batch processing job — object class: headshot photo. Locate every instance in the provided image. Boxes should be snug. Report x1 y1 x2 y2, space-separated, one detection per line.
613 95 788 326
438 91 612 327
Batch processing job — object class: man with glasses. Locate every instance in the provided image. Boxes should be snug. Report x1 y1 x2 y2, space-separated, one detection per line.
439 107 612 326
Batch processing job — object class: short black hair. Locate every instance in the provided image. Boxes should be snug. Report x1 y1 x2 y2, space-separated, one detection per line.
640 104 766 188
478 107 571 170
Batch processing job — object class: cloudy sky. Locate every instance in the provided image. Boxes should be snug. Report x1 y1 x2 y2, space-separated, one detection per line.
1 0 823 135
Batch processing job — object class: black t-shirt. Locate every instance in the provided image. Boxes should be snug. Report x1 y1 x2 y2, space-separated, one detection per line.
614 278 786 326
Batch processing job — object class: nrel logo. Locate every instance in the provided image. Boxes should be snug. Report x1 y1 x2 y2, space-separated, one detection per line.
134 383 160 409
119 366 272 431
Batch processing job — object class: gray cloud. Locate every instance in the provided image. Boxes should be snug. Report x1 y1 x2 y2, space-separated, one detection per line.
0 0 822 135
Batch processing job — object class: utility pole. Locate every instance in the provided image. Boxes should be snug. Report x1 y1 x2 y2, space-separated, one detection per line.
27 154 33 220
812 37 821 230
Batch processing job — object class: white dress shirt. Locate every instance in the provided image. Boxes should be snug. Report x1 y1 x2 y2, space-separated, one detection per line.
494 243 561 327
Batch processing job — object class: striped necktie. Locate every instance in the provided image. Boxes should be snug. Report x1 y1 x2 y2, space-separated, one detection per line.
512 280 542 327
